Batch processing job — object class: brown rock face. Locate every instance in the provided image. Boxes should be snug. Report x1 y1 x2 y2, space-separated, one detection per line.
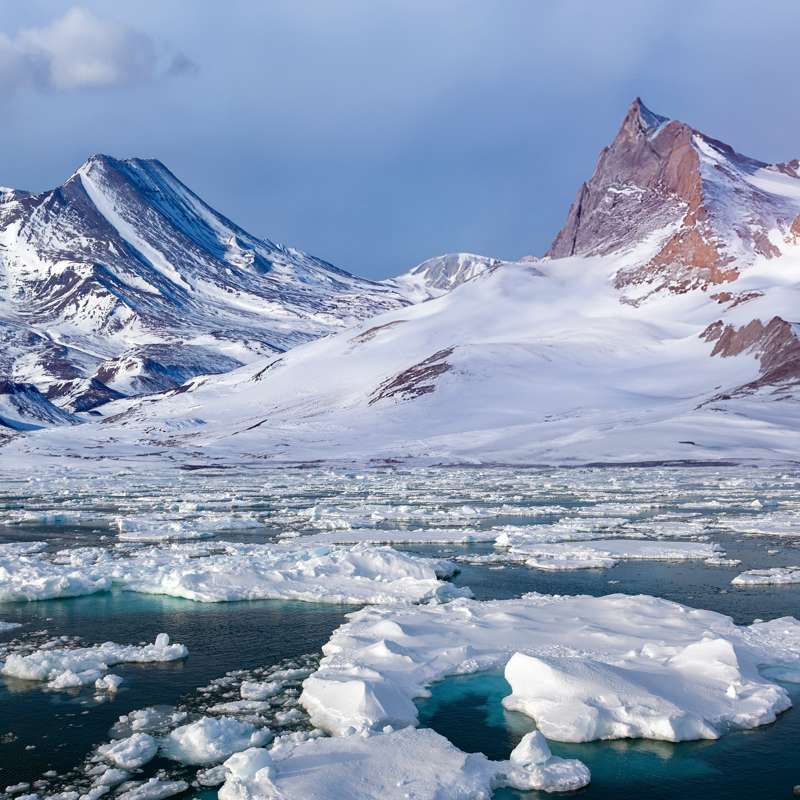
701 316 800 393
548 98 800 293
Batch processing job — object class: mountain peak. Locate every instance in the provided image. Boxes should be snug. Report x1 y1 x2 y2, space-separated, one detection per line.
547 97 800 294
623 97 670 136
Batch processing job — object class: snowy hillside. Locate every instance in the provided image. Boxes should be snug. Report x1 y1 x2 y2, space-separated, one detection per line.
0 155 408 417
5 98 800 464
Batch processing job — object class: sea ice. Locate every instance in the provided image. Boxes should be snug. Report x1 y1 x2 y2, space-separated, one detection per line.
502 639 788 741
98 733 159 770
219 726 589 799
159 716 271 765
301 593 800 741
0 540 462 605
116 778 188 800
732 566 800 586
489 536 722 571
0 633 187 690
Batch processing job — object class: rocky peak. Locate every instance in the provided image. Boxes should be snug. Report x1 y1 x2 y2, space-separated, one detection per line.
547 97 800 296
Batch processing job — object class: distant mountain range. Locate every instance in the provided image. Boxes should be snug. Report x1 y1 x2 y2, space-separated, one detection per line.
5 98 800 464
0 155 496 426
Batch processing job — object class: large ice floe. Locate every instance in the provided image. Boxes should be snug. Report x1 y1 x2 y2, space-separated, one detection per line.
0 633 187 690
300 593 800 742
0 541 462 604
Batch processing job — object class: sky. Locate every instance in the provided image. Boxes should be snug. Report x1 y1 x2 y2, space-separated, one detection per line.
2 1 800 279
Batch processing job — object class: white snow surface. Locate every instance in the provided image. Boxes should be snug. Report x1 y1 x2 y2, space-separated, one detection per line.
160 716 271 765
300 593 800 741
219 726 589 799
0 633 187 689
8 240 800 465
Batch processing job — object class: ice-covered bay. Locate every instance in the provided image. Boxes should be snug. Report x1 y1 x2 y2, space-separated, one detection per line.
3 465 800 800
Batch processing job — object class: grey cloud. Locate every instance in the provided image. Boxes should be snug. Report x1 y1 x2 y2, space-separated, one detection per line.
0 6 195 92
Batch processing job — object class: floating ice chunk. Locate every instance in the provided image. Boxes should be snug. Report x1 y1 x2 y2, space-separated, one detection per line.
504 731 591 792
95 674 124 693
116 778 188 800
0 621 22 633
159 716 271 765
96 768 130 787
98 733 158 770
732 566 800 586
240 680 280 700
196 765 227 787
0 633 187 690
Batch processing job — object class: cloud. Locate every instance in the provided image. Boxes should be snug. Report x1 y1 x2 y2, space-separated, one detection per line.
0 6 195 92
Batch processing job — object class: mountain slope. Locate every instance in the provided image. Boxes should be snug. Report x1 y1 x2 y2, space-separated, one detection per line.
0 155 407 413
6 99 800 465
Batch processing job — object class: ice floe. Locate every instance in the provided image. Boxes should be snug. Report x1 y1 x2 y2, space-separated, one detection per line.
484 537 723 571
98 733 159 770
0 541 463 605
732 566 800 586
0 633 187 690
301 593 800 742
219 726 589 799
159 716 271 765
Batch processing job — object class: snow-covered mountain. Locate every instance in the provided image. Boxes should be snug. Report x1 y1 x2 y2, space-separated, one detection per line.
6 98 800 464
0 155 408 415
386 253 505 302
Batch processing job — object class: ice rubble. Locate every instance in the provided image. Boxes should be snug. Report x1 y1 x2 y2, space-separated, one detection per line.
0 541 462 604
732 566 800 586
300 593 800 742
218 727 589 799
0 633 187 690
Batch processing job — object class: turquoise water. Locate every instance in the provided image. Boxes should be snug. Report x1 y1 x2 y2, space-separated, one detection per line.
0 591 354 785
417 671 800 800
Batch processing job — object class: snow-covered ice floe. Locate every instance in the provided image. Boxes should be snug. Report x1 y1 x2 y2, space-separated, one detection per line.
160 716 272 765
0 541 463 605
732 566 800 586
219 727 589 799
301 593 800 742
481 534 723 571
0 633 187 690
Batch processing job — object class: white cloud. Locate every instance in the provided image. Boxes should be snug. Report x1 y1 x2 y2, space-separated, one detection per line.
0 6 194 92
